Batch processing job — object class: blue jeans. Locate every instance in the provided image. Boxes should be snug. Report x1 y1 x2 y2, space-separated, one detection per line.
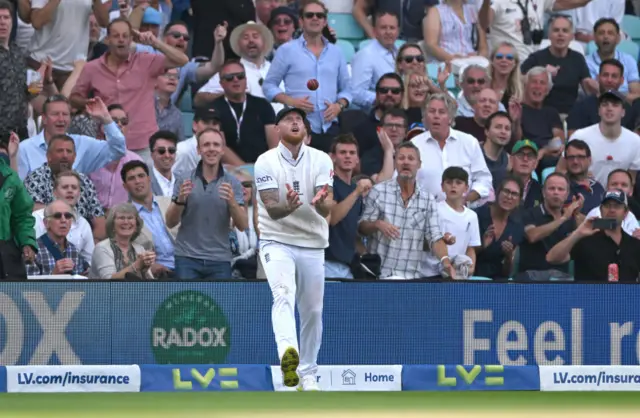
174 256 232 280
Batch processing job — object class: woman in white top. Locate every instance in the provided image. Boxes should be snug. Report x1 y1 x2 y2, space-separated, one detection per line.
90 203 155 279
424 0 487 63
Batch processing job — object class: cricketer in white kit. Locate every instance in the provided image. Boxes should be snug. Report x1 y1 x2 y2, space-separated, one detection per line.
253 107 335 391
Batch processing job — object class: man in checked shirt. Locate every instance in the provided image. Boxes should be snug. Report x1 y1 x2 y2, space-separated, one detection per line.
358 142 455 279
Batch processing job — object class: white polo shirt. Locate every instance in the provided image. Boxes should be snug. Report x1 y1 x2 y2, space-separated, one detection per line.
569 124 640 186
254 142 333 249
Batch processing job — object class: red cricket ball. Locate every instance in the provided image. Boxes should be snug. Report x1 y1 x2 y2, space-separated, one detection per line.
307 79 319 91
607 155 613 161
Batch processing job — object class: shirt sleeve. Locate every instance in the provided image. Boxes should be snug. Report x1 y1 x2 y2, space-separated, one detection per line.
577 54 591 81
468 211 482 247
625 55 640 84
71 63 93 98
262 46 288 102
198 73 223 94
350 50 377 108
90 243 117 279
630 142 640 171
520 54 536 74
359 186 381 222
73 126 126 174
260 98 277 125
424 195 444 246
314 152 334 188
468 138 492 198
24 173 48 204
522 207 537 228
254 156 279 191
142 52 168 78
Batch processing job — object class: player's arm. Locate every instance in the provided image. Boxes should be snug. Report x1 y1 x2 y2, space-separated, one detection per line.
313 185 334 219
312 153 336 219
258 188 299 220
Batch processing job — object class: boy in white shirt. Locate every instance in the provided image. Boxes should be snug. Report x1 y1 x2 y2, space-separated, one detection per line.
421 166 481 278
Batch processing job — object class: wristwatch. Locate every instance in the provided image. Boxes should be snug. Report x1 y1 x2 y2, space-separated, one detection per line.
338 101 346 111
172 196 186 206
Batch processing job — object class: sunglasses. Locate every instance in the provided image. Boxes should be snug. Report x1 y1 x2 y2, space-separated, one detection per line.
400 55 425 64
303 12 327 19
221 72 247 82
465 77 486 85
45 94 69 104
241 181 253 188
113 117 129 126
155 147 176 155
377 87 402 95
495 53 515 61
167 31 190 42
273 18 293 25
47 212 74 220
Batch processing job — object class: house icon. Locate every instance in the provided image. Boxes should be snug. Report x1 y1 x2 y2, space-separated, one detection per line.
341 369 356 385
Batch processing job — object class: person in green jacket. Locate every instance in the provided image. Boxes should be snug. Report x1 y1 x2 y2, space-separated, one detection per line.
0 136 37 279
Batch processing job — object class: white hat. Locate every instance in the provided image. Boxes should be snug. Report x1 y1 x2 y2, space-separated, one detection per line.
229 21 274 58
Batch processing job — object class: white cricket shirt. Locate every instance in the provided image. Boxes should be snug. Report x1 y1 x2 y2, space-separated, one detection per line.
254 142 334 249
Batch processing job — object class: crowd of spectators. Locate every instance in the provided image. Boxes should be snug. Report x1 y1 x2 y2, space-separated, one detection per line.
1 0 640 282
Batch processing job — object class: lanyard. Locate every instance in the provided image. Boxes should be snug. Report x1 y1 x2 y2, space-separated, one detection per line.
225 98 247 141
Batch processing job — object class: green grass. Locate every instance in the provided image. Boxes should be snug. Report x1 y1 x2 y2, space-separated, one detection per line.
0 391 639 416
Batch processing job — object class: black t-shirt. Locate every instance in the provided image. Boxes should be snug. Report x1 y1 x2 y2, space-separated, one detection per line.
571 231 640 282
566 95 638 132
520 48 591 114
483 149 509 191
406 107 423 127
212 94 275 163
521 104 563 149
519 204 576 273
325 176 363 266
455 117 486 142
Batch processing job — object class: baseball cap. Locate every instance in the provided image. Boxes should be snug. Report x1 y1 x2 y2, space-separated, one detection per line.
193 107 220 122
598 90 625 104
275 107 307 125
602 189 628 207
407 123 425 140
511 139 539 155
142 8 163 26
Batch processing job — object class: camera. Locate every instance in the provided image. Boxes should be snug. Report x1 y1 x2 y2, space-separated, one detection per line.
520 17 544 45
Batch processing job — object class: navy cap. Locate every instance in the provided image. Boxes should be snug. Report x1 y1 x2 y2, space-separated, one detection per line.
193 107 220 122
598 90 625 104
602 189 628 207
275 107 307 125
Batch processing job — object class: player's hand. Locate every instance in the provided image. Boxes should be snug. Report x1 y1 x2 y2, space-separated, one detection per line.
218 182 235 204
311 184 329 206
443 233 456 245
53 258 75 274
375 220 400 240
355 178 373 197
285 184 303 210
289 96 314 113
482 224 496 248
177 180 193 204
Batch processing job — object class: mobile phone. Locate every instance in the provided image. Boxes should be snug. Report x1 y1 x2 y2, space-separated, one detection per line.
592 218 618 230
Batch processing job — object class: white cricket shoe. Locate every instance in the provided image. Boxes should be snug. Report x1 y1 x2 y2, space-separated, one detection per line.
297 375 320 391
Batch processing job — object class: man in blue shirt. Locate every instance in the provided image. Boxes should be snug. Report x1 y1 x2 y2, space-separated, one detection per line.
326 134 372 279
18 95 126 180
263 0 351 153
350 11 400 110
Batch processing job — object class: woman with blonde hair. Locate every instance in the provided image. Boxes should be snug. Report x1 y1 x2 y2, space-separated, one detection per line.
90 203 155 280
489 42 524 110
402 70 430 126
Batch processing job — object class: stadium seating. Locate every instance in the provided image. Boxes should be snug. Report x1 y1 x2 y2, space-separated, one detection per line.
426 62 456 90
182 111 194 138
622 14 640 42
336 39 356 63
541 167 555 184
328 13 365 42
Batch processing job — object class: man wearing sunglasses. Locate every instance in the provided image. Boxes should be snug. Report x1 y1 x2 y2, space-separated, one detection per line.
266 6 298 61
149 130 178 197
197 21 282 113
263 0 351 153
26 200 89 277
456 65 506 117
155 68 185 142
350 11 400 110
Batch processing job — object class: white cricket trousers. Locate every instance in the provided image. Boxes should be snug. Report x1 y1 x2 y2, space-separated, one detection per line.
259 240 325 378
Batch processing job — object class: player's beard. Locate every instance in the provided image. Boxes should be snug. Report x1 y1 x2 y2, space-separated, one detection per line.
281 130 306 146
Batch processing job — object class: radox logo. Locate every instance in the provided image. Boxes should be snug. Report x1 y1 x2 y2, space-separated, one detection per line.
151 291 231 364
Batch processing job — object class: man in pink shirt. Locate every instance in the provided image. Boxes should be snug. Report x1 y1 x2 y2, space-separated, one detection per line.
70 18 188 162
89 104 142 212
